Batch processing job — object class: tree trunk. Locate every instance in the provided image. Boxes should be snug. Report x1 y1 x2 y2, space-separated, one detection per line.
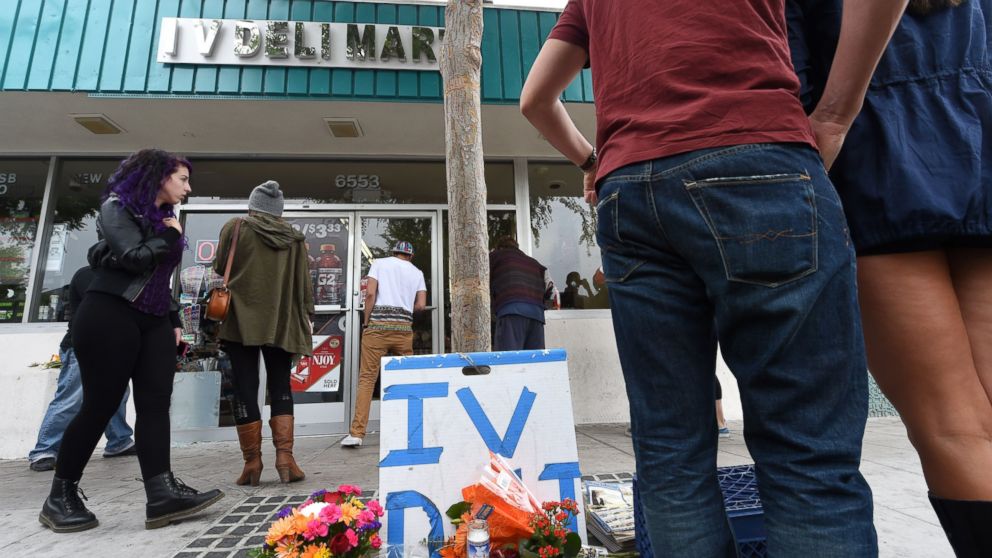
440 0 491 353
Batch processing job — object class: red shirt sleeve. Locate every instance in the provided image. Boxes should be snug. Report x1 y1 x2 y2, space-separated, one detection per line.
548 0 588 53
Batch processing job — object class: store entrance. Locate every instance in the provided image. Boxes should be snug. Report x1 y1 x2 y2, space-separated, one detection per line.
174 209 440 440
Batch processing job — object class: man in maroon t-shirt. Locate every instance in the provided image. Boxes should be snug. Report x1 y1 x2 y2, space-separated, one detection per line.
521 1 908 556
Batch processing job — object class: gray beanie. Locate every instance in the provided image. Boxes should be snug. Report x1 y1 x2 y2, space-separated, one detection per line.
248 180 284 217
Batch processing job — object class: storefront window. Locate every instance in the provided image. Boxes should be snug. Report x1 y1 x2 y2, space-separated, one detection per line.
528 163 607 310
442 210 517 352
0 159 49 323
186 160 514 205
34 159 118 322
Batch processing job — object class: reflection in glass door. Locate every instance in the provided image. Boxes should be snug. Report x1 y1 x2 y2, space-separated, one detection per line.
349 213 438 434
281 214 353 435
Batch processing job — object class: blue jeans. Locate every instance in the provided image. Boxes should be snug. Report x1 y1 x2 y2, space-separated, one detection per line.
597 144 876 557
29 347 133 461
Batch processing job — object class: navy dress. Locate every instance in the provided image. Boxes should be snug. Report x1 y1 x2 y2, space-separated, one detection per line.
787 0 992 254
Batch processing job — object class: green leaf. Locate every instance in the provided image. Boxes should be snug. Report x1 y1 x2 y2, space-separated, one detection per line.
446 501 472 521
563 532 582 557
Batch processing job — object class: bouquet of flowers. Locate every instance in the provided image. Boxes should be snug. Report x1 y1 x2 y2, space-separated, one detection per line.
249 485 384 558
519 499 582 558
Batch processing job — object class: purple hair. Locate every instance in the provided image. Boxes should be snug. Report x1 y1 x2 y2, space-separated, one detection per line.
103 149 192 233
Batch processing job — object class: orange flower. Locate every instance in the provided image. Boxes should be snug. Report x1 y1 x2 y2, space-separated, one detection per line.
275 541 300 558
339 502 361 524
300 543 330 558
291 511 311 534
266 516 296 545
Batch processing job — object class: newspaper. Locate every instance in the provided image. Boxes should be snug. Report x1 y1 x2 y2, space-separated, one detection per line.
583 481 636 552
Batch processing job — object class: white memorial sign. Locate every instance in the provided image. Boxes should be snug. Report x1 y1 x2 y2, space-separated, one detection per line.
378 350 586 557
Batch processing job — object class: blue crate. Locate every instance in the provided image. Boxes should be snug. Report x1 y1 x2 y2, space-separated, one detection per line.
633 464 767 557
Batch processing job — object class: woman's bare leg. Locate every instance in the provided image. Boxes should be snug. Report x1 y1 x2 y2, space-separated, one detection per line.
857 250 992 499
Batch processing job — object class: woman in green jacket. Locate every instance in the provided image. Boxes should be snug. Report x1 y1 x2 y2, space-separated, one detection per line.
214 180 314 485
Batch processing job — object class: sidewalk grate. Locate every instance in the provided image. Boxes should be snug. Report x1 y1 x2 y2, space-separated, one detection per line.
173 491 378 558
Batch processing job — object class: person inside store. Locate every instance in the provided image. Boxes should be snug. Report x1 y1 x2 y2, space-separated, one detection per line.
789 0 992 553
39 148 224 533
213 180 314 486
519 0 908 555
28 266 136 473
341 240 427 448
489 236 552 351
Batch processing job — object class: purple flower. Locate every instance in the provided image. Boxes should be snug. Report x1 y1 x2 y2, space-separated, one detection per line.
276 506 293 519
310 489 328 501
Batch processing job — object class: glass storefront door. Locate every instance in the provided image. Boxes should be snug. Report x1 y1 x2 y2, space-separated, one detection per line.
348 212 439 435
174 209 438 440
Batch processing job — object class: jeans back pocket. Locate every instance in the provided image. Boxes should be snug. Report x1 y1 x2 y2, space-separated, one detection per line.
685 173 817 288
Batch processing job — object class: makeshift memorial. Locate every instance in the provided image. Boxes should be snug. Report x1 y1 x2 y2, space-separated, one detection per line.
248 485 383 558
518 499 582 558
29 354 62 370
582 481 635 552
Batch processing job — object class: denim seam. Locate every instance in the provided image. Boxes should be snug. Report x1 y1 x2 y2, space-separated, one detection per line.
646 180 676 252
683 174 820 288
652 143 771 180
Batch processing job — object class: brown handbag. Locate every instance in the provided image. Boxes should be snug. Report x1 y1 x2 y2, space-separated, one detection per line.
204 218 243 323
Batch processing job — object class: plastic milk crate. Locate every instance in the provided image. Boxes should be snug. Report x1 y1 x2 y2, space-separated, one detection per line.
633 465 768 557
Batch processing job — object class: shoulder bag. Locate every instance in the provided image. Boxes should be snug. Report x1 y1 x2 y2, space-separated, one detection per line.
204 218 243 322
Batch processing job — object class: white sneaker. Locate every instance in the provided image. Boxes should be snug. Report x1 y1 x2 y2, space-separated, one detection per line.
341 435 363 448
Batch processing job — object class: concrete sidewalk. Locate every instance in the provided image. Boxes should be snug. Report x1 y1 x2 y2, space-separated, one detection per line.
0 417 951 557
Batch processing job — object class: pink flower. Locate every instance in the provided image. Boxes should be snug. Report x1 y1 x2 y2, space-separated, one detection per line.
371 535 382 549
304 519 329 541
338 484 363 496
319 503 342 524
357 509 376 527
345 528 359 547
367 499 384 517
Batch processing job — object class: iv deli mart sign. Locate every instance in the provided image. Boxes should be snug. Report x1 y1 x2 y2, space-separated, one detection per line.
378 350 586 556
158 18 444 71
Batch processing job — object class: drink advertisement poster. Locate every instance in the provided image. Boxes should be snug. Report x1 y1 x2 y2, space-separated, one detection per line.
292 334 344 392
287 217 349 308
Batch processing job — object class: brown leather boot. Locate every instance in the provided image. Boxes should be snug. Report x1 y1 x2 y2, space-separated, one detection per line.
235 421 263 486
269 415 305 483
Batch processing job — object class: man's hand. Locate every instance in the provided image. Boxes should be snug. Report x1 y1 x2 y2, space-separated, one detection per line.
808 110 851 171
174 327 182 346
583 167 598 205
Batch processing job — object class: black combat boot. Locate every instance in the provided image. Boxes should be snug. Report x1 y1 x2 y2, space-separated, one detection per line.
38 476 99 533
144 471 224 529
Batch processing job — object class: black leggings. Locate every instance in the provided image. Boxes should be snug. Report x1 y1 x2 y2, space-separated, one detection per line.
223 342 294 425
56 293 176 482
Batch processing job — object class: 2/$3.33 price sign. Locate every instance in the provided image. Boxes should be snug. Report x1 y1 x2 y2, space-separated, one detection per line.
334 174 380 189
0 173 16 195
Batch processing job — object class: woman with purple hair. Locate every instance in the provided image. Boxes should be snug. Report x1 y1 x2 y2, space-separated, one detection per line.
39 149 224 533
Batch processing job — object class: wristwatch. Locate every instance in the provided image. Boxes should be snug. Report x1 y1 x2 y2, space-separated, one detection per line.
578 148 597 172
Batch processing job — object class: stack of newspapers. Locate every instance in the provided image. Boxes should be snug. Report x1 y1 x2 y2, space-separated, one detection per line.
583 480 636 552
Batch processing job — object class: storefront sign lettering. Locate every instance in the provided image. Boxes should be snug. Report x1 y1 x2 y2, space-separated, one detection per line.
0 173 15 195
158 18 444 71
195 240 218 264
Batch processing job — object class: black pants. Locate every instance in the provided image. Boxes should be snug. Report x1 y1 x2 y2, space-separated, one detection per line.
56 293 176 482
223 342 294 425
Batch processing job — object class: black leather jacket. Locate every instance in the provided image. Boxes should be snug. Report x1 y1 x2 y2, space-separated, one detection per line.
87 195 182 326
